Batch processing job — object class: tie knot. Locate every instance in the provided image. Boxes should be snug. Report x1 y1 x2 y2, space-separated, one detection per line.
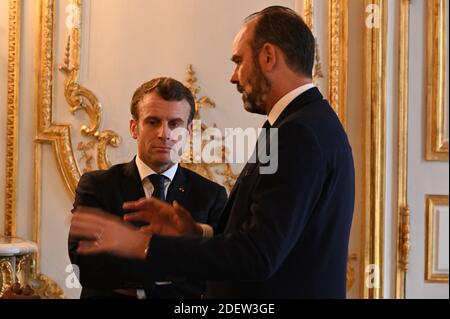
148 174 167 188
148 174 168 200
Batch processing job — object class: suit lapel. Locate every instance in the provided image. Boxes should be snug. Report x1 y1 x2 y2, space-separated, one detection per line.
166 166 190 207
121 159 146 221
120 158 148 227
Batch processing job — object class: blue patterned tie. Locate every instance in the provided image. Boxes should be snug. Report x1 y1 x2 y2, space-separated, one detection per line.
148 174 166 201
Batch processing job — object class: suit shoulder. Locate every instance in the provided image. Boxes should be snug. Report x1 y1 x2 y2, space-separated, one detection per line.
181 167 225 191
79 162 129 183
283 101 352 162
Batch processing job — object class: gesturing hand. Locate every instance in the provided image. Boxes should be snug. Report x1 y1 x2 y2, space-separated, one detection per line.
69 206 150 259
123 198 203 237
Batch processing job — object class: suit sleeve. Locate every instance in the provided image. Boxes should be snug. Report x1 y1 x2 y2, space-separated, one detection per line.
68 173 146 289
141 123 327 282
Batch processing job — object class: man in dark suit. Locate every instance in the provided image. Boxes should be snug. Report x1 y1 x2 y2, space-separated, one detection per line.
68 78 228 299
70 6 355 298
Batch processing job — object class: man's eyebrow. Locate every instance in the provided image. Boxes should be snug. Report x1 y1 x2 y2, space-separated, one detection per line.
168 117 184 123
143 116 184 123
231 55 241 63
143 116 160 121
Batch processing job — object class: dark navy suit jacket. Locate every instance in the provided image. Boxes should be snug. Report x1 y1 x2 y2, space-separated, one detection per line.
68 160 227 299
141 87 355 299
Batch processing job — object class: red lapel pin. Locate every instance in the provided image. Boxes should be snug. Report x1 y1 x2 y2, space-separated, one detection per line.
178 187 185 193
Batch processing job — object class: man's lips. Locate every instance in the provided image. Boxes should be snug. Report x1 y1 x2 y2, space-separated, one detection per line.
236 85 248 100
152 146 172 152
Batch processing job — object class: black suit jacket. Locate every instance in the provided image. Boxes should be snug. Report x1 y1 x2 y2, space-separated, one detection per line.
141 88 355 298
68 160 227 299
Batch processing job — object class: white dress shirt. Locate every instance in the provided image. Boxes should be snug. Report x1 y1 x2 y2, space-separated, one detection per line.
267 83 315 125
136 156 214 238
136 155 179 199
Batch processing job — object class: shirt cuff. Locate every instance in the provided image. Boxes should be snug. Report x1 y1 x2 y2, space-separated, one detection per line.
136 289 146 299
198 223 214 238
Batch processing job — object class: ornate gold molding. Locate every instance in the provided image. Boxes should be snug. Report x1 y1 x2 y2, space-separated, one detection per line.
398 205 410 271
181 65 239 193
426 0 448 161
32 273 65 299
303 0 314 31
58 15 121 174
32 145 42 269
36 0 121 195
16 254 32 287
363 0 387 299
32 0 66 295
4 0 21 237
35 0 80 197
313 40 324 84
302 1 323 86
425 195 449 283
395 0 410 299
328 0 348 129
185 64 216 117
346 253 357 291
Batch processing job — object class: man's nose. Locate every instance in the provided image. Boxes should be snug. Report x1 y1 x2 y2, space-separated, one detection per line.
157 123 170 139
230 69 238 84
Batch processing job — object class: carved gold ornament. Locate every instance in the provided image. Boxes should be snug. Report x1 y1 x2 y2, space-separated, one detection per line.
0 259 14 298
346 254 357 291
31 273 65 299
328 0 348 129
181 65 239 193
16 254 32 287
313 39 324 83
36 0 81 196
399 206 410 271
59 35 121 174
304 0 314 30
302 2 324 86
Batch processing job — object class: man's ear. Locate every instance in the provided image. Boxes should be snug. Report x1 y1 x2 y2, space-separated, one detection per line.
130 119 138 139
187 121 193 136
259 43 277 72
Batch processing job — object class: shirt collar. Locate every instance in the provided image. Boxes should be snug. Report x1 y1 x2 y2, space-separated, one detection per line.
267 83 315 125
135 155 179 182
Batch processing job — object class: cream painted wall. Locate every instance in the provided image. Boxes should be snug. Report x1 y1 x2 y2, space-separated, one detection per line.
40 144 76 297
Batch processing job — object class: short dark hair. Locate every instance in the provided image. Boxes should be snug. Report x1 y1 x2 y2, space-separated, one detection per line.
245 6 315 78
130 77 196 123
